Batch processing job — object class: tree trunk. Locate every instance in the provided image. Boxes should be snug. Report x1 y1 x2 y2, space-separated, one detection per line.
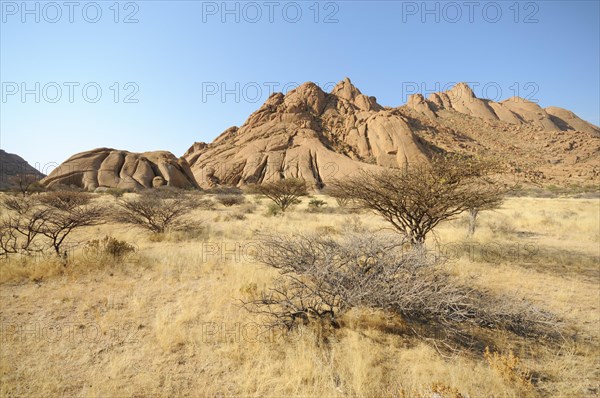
468 208 479 237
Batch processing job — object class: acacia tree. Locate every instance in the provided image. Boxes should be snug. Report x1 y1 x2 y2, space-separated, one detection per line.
7 174 45 197
38 192 105 255
250 178 308 213
113 189 200 234
0 196 49 257
0 192 105 257
330 155 506 245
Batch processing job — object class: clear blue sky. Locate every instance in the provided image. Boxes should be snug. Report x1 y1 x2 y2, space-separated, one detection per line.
1 0 599 172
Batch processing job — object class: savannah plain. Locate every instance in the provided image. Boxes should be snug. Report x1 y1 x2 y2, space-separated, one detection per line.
0 189 598 397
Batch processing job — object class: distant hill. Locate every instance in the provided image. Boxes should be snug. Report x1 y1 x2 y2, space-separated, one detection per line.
0 149 45 190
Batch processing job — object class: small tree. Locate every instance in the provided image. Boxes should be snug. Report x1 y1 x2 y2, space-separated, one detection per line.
8 174 45 197
250 178 308 213
330 155 506 245
0 192 105 258
38 192 105 255
113 190 199 234
0 196 48 257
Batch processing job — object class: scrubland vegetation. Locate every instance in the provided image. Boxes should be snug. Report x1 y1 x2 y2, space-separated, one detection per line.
0 182 598 397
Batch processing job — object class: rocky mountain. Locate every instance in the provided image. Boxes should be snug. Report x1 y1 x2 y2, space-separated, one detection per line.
0 149 45 189
402 83 599 184
183 78 599 188
38 78 600 191
406 82 599 135
183 78 430 189
41 148 198 190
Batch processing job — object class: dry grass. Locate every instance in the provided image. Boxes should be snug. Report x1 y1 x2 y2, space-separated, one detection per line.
0 194 598 397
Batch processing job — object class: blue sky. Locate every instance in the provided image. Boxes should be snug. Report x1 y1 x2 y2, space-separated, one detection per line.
1 0 599 171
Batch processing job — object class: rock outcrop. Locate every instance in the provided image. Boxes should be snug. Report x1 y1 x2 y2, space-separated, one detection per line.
184 78 429 189
545 107 600 136
41 148 198 190
403 83 600 184
407 83 600 135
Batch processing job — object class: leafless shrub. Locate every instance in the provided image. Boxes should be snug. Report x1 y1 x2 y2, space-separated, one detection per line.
7 174 45 196
0 196 48 257
248 178 308 213
37 192 105 255
38 191 93 210
84 236 136 261
243 232 560 343
216 194 245 207
0 192 105 258
205 186 243 195
113 190 200 234
322 186 352 209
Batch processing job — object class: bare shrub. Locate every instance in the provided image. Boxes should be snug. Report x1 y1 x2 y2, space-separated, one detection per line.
37 192 106 255
205 186 243 195
265 203 282 217
1 192 105 258
248 178 308 213
84 236 136 262
0 196 48 257
330 155 507 244
322 186 352 209
113 190 200 234
243 232 559 342
7 174 45 196
308 198 326 208
216 194 245 207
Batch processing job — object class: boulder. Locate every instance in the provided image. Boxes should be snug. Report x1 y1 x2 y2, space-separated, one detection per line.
41 148 198 190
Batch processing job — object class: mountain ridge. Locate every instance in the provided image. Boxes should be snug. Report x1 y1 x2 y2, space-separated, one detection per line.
40 78 600 190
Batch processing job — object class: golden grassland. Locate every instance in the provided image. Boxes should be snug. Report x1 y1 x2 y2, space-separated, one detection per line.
0 193 598 397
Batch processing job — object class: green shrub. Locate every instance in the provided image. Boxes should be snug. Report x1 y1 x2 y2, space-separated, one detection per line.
308 198 326 208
